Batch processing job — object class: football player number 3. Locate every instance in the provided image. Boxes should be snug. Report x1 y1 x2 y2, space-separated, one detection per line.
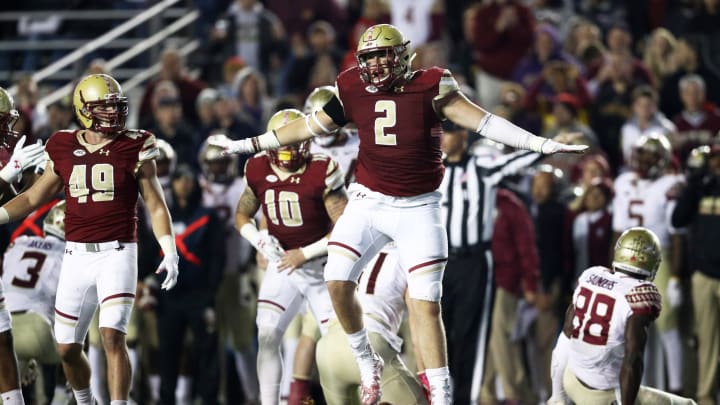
265 190 303 227
11 251 46 289
69 164 115 203
374 100 397 146
572 287 616 345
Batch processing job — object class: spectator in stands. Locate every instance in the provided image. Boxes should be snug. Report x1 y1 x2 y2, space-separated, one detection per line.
340 0 390 72
542 93 596 146
216 56 246 100
523 60 592 125
671 74 720 166
472 0 535 108
620 85 677 170
233 66 274 132
388 0 444 48
34 96 76 141
195 87 220 140
570 176 613 277
567 153 612 212
687 0 720 34
211 90 256 150
642 28 678 89
265 0 347 48
495 82 543 136
573 0 627 35
147 81 200 170
513 23 581 89
564 18 602 61
139 49 206 128
283 21 343 98
480 188 539 405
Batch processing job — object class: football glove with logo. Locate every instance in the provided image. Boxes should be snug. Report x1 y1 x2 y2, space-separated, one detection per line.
0 135 45 183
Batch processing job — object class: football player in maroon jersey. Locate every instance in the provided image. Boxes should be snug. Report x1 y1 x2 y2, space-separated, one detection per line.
213 24 587 405
0 74 178 405
0 85 47 405
235 109 348 405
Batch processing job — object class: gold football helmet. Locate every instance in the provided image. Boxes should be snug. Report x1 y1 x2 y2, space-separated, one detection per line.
304 86 339 146
631 132 672 179
356 24 413 90
0 87 20 139
612 227 662 280
73 74 128 133
267 109 310 172
199 134 238 183
43 200 67 240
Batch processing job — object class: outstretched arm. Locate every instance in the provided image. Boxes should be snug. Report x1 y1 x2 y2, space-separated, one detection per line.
0 160 63 224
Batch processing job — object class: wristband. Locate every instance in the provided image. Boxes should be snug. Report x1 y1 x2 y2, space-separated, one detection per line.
239 222 262 248
300 237 328 260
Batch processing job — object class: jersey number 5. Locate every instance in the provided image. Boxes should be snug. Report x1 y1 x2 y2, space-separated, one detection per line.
11 251 47 289
69 164 115 203
374 100 397 146
572 287 616 345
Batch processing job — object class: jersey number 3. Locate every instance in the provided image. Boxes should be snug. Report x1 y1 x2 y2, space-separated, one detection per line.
572 287 616 345
11 251 47 289
69 164 115 203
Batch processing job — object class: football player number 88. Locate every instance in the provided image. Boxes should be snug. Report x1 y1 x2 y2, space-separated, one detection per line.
374 100 397 146
571 287 616 345
69 163 115 203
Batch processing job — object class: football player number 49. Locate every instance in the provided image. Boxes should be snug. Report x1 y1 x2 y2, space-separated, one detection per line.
374 100 397 146
69 164 115 203
572 287 616 345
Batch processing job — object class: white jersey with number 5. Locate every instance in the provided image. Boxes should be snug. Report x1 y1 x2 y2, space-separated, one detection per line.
612 172 684 247
1 235 65 322
356 245 406 352
568 266 661 390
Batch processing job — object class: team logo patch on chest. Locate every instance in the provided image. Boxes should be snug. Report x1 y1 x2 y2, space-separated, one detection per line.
265 175 278 183
73 149 86 157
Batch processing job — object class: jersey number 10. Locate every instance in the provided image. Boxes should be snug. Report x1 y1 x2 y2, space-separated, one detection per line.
572 287 616 345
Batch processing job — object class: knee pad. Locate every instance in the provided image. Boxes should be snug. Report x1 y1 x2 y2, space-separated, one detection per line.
407 269 444 302
324 249 363 283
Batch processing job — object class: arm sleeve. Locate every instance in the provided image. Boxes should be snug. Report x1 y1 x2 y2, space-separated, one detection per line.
323 95 349 127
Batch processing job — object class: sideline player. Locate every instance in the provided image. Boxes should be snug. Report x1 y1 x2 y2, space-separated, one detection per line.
0 74 179 405
234 109 347 405
213 24 586 404
548 227 696 405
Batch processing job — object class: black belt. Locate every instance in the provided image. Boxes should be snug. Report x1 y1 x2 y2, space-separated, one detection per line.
448 241 491 259
10 310 28 316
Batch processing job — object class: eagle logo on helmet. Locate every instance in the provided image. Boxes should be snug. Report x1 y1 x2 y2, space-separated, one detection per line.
267 109 310 172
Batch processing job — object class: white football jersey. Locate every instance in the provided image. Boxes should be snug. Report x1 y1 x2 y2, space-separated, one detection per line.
612 172 684 247
200 176 252 273
568 266 661 390
310 129 359 185
1 235 64 321
356 245 406 352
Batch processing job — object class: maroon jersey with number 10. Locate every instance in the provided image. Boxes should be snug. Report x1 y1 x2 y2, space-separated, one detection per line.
244 152 344 250
45 129 158 243
336 66 459 197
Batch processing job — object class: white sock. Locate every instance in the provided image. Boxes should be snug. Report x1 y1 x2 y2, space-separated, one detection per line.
149 374 161 402
234 349 259 401
660 329 683 391
1 389 24 405
281 337 299 399
347 328 372 356
425 366 452 402
88 345 108 404
257 328 283 405
128 347 139 392
175 375 191 405
72 388 94 405
110 401 128 405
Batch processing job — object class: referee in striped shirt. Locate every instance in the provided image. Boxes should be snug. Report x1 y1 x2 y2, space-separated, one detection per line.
439 121 541 404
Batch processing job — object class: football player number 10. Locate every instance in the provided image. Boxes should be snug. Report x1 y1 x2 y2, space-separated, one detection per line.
571 287 616 346
69 164 115 203
265 190 303 227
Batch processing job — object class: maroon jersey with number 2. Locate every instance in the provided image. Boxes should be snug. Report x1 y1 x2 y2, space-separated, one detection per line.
335 66 459 197
45 129 158 243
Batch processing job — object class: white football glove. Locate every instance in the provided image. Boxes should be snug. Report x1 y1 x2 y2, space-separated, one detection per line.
0 135 45 183
257 230 285 262
541 138 589 154
156 253 180 290
208 136 255 156
667 277 683 309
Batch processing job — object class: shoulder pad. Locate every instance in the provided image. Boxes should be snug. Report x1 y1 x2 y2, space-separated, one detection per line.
626 283 662 319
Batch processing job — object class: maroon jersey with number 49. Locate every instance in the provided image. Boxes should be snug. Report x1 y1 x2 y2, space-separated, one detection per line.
244 152 344 250
45 129 158 243
336 66 457 197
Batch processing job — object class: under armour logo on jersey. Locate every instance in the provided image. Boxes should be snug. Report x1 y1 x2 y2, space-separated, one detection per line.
289 177 300 184
99 149 110 156
65 249 72 255
393 85 405 93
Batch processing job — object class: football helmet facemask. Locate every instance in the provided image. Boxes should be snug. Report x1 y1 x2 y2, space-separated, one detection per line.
73 74 128 133
631 133 671 179
356 24 414 91
199 134 239 183
0 87 20 141
612 226 662 280
304 86 339 146
267 109 310 172
43 200 67 241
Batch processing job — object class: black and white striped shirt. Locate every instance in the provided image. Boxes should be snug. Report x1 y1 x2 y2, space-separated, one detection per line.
440 150 540 250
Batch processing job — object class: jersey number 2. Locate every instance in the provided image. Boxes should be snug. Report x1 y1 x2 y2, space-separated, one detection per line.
69 164 115 203
572 287 616 345
11 251 47 289
374 100 397 146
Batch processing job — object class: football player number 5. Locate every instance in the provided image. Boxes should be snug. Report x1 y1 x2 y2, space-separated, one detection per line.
69 164 115 203
374 100 397 146
572 287 616 345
